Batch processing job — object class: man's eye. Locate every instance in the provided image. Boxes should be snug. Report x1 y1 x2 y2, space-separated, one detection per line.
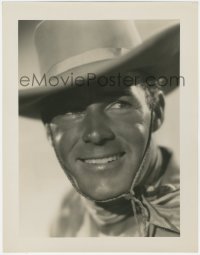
107 100 132 110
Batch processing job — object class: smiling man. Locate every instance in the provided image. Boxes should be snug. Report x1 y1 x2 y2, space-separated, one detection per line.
19 21 180 237
41 82 162 201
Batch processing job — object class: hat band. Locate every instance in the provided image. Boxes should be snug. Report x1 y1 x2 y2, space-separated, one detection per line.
47 47 129 77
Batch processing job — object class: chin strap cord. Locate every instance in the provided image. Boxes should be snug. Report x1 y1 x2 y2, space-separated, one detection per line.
123 110 153 236
124 190 143 236
123 151 150 237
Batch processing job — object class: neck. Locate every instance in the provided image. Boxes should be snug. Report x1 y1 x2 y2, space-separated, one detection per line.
82 141 163 226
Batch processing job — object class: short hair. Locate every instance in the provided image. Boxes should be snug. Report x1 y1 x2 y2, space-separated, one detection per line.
123 70 162 110
141 82 162 110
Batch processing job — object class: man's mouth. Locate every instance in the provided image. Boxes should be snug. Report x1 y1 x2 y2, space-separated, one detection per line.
79 152 125 165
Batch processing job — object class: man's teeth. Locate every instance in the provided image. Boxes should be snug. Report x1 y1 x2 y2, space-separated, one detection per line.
83 154 121 164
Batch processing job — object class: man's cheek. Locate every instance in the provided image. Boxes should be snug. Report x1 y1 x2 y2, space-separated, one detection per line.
116 122 148 145
55 134 73 160
49 125 74 160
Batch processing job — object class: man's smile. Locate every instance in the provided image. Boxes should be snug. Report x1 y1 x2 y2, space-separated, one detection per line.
79 152 125 164
77 152 125 171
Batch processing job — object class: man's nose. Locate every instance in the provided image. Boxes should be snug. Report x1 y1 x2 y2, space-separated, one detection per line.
82 111 115 145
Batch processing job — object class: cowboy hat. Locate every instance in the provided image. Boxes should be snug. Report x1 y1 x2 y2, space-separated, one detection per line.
19 21 180 118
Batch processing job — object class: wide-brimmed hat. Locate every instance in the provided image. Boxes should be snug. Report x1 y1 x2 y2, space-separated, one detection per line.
19 21 180 118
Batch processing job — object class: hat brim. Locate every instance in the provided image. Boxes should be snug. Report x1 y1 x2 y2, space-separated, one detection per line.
19 24 180 119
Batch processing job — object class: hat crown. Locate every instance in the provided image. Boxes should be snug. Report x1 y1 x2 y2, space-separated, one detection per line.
35 20 141 75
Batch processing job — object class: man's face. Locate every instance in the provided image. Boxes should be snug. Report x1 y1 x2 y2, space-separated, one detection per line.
46 85 152 201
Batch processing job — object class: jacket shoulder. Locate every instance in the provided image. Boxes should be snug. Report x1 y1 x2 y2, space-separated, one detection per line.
49 189 85 237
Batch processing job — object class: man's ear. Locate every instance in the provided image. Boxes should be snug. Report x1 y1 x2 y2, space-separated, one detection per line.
151 91 165 132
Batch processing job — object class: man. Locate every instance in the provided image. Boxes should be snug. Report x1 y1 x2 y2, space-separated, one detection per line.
19 21 180 237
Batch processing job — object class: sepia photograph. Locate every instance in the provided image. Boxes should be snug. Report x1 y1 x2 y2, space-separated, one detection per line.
19 19 180 238
3 1 198 253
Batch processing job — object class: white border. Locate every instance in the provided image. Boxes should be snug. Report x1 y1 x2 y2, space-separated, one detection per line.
1 0 197 254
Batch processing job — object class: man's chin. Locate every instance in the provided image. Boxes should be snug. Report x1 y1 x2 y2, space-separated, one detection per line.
77 186 125 202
